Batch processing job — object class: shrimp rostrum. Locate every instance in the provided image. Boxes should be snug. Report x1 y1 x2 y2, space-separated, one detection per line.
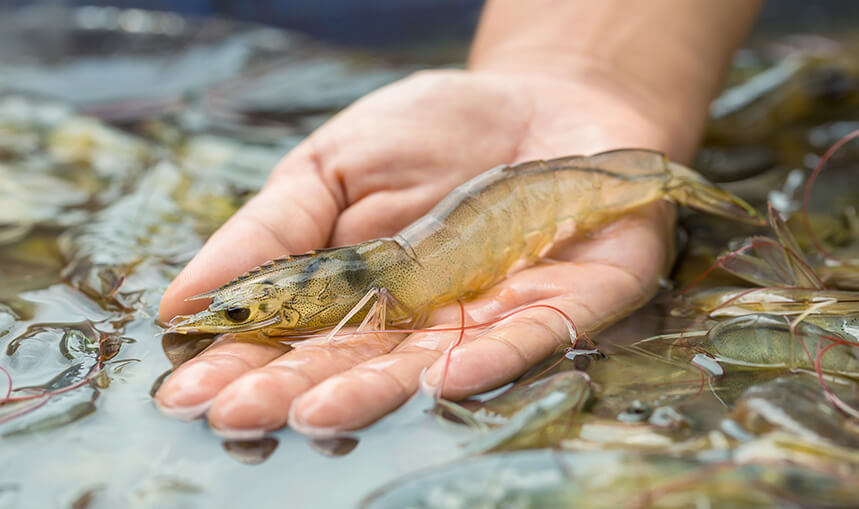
166 149 762 336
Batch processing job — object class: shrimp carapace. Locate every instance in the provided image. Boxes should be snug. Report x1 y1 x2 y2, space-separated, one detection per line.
166 149 762 336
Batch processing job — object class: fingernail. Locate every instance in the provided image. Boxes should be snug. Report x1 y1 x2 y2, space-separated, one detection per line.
287 394 344 439
418 366 441 396
153 398 212 421
210 425 268 441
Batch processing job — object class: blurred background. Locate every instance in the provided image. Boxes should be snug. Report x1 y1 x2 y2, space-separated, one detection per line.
0 0 485 50
1 0 859 49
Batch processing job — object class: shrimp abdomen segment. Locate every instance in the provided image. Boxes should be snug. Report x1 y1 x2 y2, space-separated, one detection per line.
393 163 566 308
390 149 760 313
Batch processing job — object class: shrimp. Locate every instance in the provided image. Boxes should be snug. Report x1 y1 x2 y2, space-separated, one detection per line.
686 286 859 318
634 313 859 378
681 204 859 318
730 375 859 448
707 53 859 144
165 149 762 336
463 370 592 453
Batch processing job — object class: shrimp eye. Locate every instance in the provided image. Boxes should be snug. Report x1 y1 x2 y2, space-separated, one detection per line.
225 306 251 322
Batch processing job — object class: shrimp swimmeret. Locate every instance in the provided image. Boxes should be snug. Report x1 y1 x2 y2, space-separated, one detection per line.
165 149 762 337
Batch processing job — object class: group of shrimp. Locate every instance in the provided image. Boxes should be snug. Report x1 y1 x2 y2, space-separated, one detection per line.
632 130 859 418
161 148 766 404
164 129 859 416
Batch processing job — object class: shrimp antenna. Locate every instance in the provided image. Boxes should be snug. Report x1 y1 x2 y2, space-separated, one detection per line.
801 128 859 262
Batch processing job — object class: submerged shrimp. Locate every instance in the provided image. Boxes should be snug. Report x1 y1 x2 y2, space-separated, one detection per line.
686 286 859 318
166 149 761 336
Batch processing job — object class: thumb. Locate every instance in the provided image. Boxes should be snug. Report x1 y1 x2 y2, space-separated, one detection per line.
158 149 341 322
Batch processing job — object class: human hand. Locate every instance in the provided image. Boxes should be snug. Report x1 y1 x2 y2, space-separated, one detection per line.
154 68 683 436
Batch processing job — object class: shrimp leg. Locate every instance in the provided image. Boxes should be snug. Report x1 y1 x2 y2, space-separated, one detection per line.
325 287 409 345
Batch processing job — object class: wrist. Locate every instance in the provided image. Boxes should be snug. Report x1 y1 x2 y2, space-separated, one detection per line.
467 0 763 163
467 55 702 163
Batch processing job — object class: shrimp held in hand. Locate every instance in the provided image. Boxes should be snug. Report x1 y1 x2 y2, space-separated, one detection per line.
165 149 762 337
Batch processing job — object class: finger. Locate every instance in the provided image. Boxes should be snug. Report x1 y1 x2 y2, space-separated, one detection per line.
424 203 670 325
423 261 653 400
199 204 668 431
223 269 564 436
154 335 289 418
205 330 405 435
284 210 669 433
286 326 467 435
158 147 341 322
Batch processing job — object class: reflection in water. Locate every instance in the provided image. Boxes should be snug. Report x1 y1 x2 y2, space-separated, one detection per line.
309 436 360 457
148 369 172 399
222 437 280 465
70 485 103 509
161 332 216 368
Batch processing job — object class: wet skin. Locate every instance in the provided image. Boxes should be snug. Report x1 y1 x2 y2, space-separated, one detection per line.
155 69 696 437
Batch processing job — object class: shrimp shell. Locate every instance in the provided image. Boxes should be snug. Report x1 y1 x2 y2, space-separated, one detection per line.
166 149 761 335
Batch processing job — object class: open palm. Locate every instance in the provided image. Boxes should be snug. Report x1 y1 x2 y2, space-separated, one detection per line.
155 69 680 436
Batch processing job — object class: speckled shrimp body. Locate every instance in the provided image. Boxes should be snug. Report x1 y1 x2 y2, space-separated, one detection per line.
166 149 761 337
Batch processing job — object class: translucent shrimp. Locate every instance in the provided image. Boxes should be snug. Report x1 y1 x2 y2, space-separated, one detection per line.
166 149 762 336
686 286 859 318
682 204 859 318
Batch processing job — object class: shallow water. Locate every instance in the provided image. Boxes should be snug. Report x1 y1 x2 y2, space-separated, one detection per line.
0 112 470 505
1 5 859 509
0 9 466 508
